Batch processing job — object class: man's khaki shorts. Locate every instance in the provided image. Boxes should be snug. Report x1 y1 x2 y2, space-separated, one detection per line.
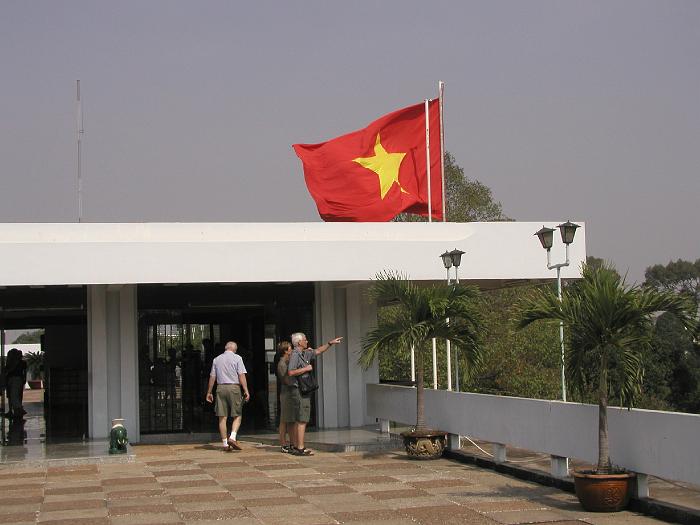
215 384 243 417
288 386 311 423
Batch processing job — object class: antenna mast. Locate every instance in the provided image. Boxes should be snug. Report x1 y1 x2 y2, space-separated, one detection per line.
76 80 84 222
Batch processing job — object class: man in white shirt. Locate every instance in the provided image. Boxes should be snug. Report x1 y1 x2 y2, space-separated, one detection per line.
206 341 250 450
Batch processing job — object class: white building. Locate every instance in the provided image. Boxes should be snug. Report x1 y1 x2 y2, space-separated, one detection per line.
0 221 585 442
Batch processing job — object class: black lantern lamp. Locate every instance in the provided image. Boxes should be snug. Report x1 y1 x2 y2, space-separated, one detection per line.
535 226 555 251
557 221 580 245
440 251 453 269
448 249 465 268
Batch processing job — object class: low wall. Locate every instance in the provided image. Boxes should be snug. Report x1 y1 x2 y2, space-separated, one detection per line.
367 383 700 486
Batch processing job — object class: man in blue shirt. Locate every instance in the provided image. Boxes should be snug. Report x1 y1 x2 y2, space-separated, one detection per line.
206 341 250 450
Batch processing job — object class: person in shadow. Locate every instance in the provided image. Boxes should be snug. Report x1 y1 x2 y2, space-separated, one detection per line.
4 349 27 420
7 412 25 446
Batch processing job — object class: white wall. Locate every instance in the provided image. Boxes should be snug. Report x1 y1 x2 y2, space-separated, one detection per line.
367 384 700 486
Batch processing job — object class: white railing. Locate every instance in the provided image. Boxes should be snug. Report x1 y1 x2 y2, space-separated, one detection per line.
367 383 700 489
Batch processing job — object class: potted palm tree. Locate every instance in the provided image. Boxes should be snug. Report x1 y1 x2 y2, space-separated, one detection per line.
360 270 484 459
519 264 694 511
24 351 45 389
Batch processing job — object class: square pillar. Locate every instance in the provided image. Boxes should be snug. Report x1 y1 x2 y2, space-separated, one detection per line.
379 418 390 433
87 284 139 440
550 455 569 478
492 443 507 464
88 285 109 438
447 433 461 450
634 474 649 499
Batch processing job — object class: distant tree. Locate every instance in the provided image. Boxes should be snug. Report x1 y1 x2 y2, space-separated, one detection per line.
648 312 700 413
642 258 700 413
464 286 561 399
395 152 508 222
585 256 620 278
13 330 44 344
645 258 700 306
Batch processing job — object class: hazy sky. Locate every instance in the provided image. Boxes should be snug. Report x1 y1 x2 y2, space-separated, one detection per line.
1 1 698 283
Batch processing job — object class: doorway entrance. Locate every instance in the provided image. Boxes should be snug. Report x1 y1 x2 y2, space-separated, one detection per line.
137 283 315 439
0 286 88 447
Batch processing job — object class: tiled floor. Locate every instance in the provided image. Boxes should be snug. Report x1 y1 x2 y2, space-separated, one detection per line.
0 442 672 524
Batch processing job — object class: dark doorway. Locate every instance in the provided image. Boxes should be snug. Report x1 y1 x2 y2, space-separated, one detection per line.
137 283 315 437
0 286 88 445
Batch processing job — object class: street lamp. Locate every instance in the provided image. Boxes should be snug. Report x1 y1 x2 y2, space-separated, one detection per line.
535 221 579 402
439 249 466 391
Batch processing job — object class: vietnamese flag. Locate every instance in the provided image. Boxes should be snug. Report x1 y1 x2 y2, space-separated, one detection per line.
293 100 443 222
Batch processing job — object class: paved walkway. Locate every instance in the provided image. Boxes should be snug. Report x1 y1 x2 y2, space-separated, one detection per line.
0 442 670 525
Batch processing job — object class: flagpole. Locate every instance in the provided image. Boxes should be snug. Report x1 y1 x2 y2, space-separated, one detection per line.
438 81 453 390
424 99 432 222
439 81 446 222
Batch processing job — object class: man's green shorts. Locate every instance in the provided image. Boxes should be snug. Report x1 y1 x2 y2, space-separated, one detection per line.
287 385 311 423
215 384 243 417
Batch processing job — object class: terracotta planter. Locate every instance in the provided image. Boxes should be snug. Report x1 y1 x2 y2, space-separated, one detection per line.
573 470 636 512
400 430 447 460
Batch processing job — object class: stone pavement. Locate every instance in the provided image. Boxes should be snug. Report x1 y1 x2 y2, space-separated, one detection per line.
0 442 671 525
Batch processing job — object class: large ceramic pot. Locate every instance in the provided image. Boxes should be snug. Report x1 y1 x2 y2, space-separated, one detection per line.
400 430 447 460
573 471 636 512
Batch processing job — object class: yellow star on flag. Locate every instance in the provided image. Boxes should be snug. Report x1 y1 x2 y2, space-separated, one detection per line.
353 134 409 199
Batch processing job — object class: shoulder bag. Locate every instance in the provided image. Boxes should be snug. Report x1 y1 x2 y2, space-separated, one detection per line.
296 353 318 395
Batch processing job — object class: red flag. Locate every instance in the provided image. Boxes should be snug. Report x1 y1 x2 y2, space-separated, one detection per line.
293 100 443 222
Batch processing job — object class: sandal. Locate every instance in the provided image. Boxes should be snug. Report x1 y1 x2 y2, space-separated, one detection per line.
296 447 314 456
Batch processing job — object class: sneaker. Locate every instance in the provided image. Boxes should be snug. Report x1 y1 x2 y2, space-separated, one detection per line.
295 447 313 456
281 444 291 453
227 438 242 450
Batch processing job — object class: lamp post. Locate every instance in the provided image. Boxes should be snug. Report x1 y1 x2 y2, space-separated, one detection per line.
535 221 579 402
440 249 465 391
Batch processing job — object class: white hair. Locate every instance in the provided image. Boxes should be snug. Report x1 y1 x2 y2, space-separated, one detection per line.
225 341 238 352
291 332 305 347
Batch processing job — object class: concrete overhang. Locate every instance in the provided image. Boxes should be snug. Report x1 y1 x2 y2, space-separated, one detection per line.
0 222 586 287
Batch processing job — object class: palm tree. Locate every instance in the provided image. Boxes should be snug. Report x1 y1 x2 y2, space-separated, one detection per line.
519 264 695 473
360 270 484 432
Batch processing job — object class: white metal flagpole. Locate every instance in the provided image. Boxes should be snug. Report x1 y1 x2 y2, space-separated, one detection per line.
438 81 446 222
439 81 452 390
424 99 432 223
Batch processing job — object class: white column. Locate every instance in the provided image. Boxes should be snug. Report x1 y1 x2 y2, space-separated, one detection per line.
346 283 366 427
334 287 349 427
106 287 121 425
318 282 338 428
88 285 109 438
88 283 139 441
360 284 379 425
119 285 139 441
